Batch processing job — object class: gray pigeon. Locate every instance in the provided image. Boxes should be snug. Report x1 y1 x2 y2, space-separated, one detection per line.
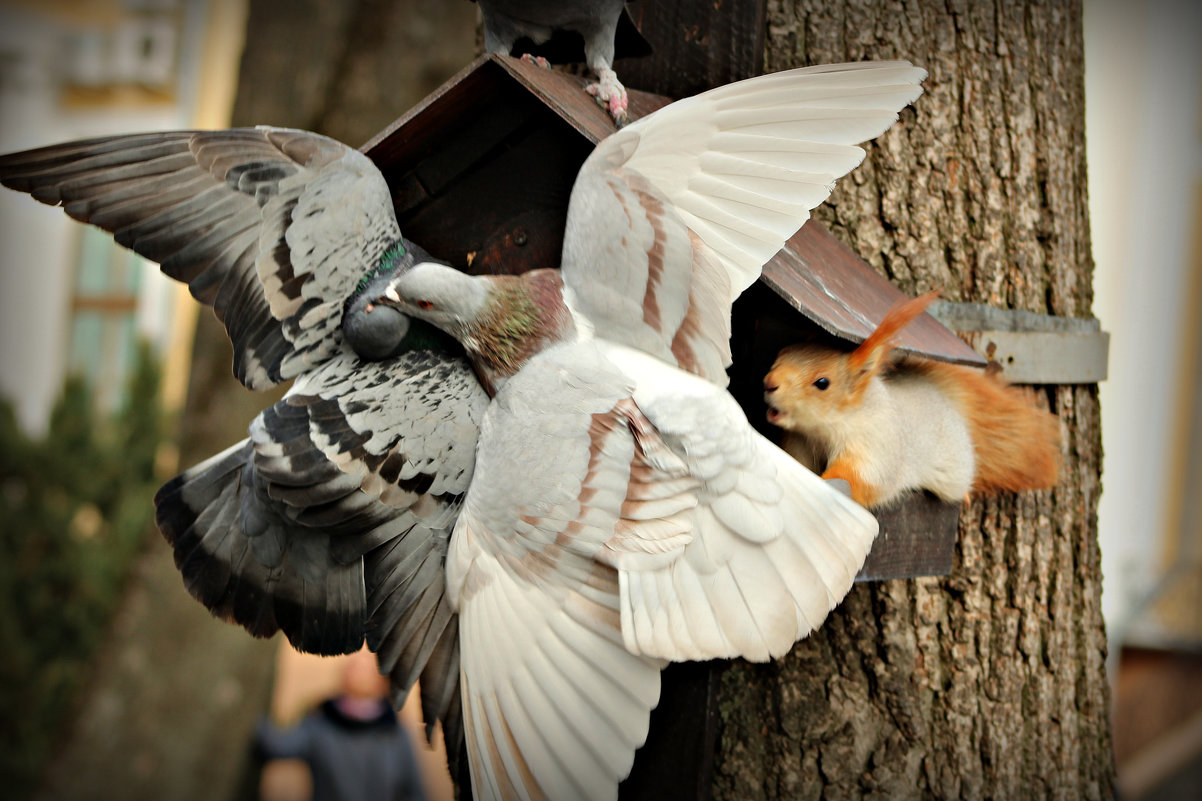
378 62 927 800
0 128 491 753
476 0 643 125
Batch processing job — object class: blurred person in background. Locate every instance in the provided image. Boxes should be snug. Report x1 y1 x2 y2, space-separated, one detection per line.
256 647 426 801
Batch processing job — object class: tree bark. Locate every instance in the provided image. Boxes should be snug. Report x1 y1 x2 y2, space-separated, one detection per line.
713 2 1112 799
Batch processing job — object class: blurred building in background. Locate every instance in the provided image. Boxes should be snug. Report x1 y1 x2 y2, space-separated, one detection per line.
0 0 245 430
1086 0 1202 798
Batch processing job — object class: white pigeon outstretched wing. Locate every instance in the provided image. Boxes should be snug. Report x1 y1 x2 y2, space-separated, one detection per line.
561 61 926 384
449 341 876 799
449 344 665 801
454 527 664 801
0 128 402 389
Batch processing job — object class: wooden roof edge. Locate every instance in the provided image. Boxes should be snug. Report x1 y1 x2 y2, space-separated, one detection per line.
364 53 674 156
493 55 673 144
764 223 987 367
360 53 494 155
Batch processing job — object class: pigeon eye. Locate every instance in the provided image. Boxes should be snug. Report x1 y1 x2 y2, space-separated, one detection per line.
417 299 434 310
813 377 830 390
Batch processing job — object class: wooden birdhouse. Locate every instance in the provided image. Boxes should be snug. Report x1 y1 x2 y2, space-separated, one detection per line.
361 52 987 801
363 52 982 584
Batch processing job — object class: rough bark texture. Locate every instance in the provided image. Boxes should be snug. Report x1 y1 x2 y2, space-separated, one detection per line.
713 2 1112 799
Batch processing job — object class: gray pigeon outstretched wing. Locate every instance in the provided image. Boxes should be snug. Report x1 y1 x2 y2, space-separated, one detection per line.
0 128 401 389
155 348 488 742
0 129 489 753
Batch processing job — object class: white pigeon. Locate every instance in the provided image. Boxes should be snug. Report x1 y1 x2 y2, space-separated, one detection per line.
378 61 926 801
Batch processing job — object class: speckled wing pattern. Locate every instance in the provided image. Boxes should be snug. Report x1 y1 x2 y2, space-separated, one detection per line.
0 128 401 389
0 128 490 745
155 349 488 740
561 61 928 385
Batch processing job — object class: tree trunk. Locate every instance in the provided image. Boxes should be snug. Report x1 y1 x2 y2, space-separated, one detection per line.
228 0 478 147
713 2 1112 798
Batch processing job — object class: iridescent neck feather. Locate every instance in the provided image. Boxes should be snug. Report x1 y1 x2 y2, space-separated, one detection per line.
465 269 575 394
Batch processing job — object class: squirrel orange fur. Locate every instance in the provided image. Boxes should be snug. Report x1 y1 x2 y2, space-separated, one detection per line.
762 292 1062 509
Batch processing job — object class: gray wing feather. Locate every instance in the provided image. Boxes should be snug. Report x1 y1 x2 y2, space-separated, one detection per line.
2 128 484 751
154 348 488 737
0 128 401 388
290 350 485 751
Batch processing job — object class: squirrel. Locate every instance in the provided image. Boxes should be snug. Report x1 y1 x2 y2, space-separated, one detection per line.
762 292 1061 509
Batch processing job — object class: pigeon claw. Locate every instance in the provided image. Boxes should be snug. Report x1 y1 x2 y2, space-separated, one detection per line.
519 53 551 69
586 68 629 128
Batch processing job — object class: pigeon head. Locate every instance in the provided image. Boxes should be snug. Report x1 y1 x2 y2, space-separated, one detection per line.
379 263 576 394
342 242 462 359
379 261 491 341
342 297 412 360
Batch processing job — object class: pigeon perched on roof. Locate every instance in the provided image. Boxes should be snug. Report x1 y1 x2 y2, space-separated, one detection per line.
475 0 649 126
0 128 490 751
378 61 926 801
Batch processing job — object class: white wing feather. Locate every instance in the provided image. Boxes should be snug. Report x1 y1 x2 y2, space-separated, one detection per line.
448 342 877 797
561 61 926 383
448 348 666 801
456 531 663 801
597 343 878 661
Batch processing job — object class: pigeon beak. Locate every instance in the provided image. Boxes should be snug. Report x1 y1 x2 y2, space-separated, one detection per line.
372 280 402 309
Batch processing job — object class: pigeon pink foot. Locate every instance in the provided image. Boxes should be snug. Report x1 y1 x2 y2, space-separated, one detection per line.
518 53 551 69
585 67 629 127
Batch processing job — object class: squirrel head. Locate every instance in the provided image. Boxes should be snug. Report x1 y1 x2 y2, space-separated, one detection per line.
763 292 939 434
764 343 863 433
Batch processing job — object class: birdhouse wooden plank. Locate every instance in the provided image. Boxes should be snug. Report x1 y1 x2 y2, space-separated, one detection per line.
929 300 1109 383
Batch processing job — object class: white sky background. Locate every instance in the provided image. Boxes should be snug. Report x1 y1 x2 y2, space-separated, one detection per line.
1085 0 1202 649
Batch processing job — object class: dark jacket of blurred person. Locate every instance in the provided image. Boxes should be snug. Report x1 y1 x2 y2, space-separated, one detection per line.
256 649 426 801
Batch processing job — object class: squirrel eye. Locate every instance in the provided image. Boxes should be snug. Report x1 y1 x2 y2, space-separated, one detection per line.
417 299 434 310
813 377 830 391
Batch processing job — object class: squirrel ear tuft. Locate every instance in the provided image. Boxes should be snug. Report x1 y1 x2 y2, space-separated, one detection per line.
847 291 940 383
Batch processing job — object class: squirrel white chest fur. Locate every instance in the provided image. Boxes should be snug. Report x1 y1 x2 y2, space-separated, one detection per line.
781 370 975 507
